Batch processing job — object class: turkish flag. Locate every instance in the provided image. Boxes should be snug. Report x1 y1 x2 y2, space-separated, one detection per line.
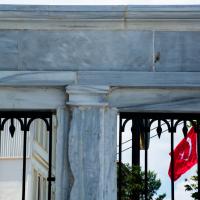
168 127 197 181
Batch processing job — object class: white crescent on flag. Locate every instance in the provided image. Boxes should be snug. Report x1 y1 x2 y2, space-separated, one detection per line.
179 137 192 161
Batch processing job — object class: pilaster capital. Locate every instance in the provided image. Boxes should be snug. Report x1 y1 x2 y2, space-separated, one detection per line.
66 85 110 106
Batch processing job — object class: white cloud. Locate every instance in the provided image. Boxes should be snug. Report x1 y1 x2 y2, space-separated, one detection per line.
175 180 192 200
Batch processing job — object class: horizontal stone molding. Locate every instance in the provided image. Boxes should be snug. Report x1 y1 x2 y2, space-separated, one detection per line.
78 71 200 88
109 88 200 113
0 87 66 109
0 71 76 86
1 5 200 19
0 5 200 30
1 71 200 88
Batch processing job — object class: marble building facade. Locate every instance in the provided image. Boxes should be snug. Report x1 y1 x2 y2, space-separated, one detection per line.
0 5 200 200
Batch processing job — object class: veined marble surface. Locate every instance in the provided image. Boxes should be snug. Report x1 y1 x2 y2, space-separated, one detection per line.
68 107 117 200
0 30 153 71
0 29 200 72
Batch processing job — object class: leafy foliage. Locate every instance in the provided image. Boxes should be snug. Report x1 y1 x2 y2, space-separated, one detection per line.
185 172 198 199
117 163 166 200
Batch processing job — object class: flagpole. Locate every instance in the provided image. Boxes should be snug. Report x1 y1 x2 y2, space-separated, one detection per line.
170 119 175 200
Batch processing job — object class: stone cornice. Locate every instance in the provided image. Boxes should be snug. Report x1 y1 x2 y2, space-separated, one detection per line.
1 5 200 18
0 5 200 30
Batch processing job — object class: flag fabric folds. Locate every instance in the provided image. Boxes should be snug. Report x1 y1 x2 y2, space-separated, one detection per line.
168 127 197 181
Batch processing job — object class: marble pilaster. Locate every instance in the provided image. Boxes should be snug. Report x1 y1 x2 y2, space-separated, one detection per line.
66 85 117 200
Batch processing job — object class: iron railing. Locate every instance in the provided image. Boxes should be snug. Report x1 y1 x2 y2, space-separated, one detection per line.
0 111 55 200
118 112 200 200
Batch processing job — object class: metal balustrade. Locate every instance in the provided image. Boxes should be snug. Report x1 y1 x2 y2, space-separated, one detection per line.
118 112 200 200
0 111 55 200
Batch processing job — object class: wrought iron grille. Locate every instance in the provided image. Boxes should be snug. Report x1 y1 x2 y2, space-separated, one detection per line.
118 112 200 200
0 111 55 200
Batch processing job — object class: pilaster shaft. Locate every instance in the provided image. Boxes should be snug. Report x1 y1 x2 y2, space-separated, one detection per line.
66 85 117 200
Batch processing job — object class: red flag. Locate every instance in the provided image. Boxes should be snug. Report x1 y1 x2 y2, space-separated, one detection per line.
168 127 197 181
